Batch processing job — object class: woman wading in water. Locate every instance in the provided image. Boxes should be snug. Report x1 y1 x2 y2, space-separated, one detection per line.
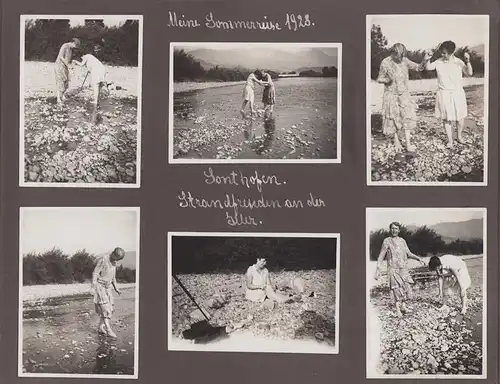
240 70 268 120
92 247 125 338
376 43 430 152
375 222 425 317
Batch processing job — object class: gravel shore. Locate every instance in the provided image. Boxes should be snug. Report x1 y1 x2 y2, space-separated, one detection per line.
22 283 136 303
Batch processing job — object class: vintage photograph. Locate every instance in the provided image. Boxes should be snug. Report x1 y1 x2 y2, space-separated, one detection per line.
19 207 140 379
169 42 342 163
367 15 489 185
20 15 143 187
366 208 486 379
167 233 340 354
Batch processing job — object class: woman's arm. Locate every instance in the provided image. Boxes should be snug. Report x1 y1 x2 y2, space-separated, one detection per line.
56 45 71 66
92 258 104 288
376 60 392 85
375 239 389 279
405 57 428 72
403 239 424 263
437 276 444 298
461 54 473 77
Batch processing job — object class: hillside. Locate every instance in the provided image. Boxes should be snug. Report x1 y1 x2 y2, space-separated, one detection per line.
406 219 483 242
182 47 338 72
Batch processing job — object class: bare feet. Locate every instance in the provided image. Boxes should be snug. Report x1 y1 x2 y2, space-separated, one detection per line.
461 308 467 315
395 310 403 317
106 329 117 338
407 144 416 152
98 324 106 334
394 142 403 153
240 110 246 119
457 137 465 144
446 142 454 149
439 304 450 311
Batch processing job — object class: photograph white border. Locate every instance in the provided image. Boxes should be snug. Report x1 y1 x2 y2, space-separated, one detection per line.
168 42 343 164
365 207 487 379
167 231 340 354
366 14 490 187
18 206 141 379
19 14 144 189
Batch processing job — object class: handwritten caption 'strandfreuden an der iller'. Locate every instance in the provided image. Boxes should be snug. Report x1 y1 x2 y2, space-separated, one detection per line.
177 168 326 227
167 11 315 31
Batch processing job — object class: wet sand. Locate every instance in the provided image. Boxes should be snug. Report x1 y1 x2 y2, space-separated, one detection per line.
22 286 136 376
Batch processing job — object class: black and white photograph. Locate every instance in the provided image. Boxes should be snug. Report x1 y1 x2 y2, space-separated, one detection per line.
367 15 489 185
169 42 342 163
20 15 143 187
167 233 340 354
366 208 486 378
19 207 140 379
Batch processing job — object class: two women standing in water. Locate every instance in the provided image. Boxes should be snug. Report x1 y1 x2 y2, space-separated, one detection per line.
377 40 473 152
240 69 276 120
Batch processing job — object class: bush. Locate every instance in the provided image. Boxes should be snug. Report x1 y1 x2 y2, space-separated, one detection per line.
24 19 139 66
172 237 337 274
370 23 485 80
370 224 483 261
22 247 136 285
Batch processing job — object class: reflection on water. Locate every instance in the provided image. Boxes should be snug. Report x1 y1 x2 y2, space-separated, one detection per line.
95 335 118 374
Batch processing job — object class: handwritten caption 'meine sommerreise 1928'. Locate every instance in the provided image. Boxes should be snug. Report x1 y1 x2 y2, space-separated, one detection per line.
178 167 326 227
167 11 315 31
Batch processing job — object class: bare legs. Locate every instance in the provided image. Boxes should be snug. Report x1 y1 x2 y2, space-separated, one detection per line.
460 288 468 315
443 119 466 148
240 99 256 120
393 131 415 153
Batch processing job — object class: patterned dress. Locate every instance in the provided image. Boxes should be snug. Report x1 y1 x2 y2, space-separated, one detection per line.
245 264 268 303
378 236 414 302
262 73 276 105
54 43 73 93
377 56 424 135
92 255 117 319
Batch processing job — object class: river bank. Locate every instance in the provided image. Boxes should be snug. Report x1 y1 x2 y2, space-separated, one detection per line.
22 283 136 303
173 80 246 93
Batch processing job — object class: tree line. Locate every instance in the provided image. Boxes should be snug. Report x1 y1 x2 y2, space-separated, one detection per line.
172 237 337 274
370 24 485 80
23 248 136 286
24 19 139 66
174 49 337 82
369 224 483 261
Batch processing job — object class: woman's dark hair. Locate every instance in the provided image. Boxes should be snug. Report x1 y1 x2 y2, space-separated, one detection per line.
439 41 456 55
428 255 442 271
389 222 401 230
254 69 263 79
110 247 125 261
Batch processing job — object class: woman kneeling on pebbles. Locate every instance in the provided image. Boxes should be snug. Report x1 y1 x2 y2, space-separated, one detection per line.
92 247 125 338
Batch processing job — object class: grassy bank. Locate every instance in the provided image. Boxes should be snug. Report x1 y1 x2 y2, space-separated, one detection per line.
22 282 136 303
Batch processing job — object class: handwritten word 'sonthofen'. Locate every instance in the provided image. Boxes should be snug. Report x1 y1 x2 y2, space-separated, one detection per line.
167 11 315 31
204 167 283 193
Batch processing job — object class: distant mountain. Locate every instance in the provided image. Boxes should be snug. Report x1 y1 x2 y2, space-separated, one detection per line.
406 219 483 242
182 47 338 72
469 44 485 57
295 66 325 73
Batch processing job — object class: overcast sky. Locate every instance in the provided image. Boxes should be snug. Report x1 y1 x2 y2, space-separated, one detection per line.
68 17 126 28
21 208 138 256
367 208 484 232
370 15 488 51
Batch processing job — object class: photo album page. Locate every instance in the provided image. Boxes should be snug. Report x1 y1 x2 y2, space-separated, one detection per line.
0 0 498 383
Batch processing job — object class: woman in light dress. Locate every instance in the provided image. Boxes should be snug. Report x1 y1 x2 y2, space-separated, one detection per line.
375 222 425 317
240 70 268 120
72 52 108 107
92 247 125 338
424 41 473 148
428 254 472 315
245 258 293 305
377 43 429 152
